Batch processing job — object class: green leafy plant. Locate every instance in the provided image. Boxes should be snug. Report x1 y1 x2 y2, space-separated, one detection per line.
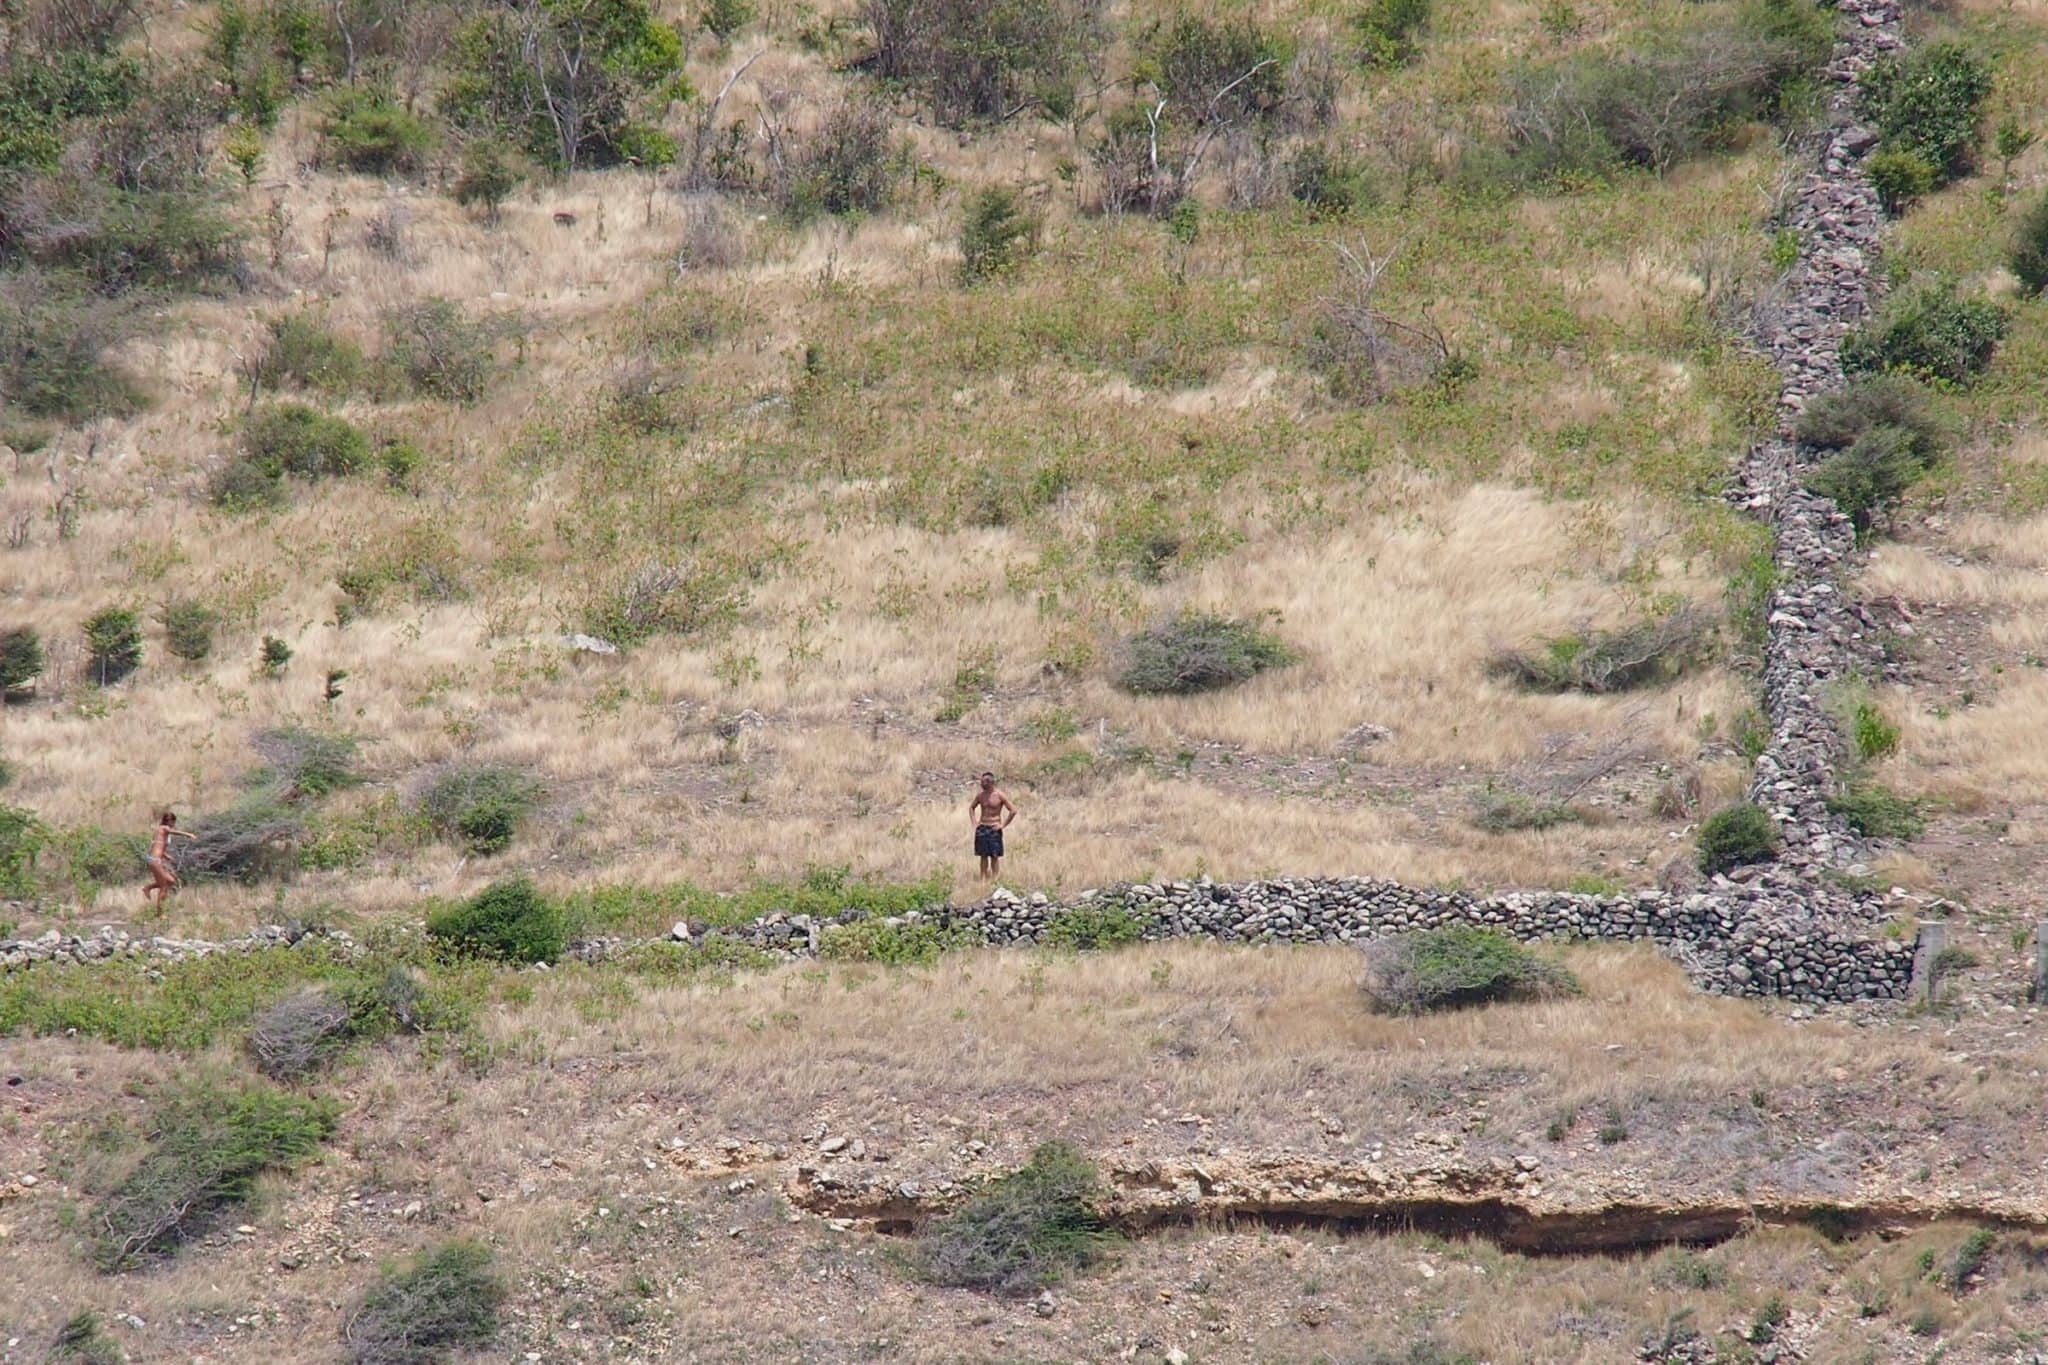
45 1310 125 1364
158 597 220 662
215 403 371 508
867 0 1100 125
1361 926 1580 1014
1850 700 1900 761
1354 0 1431 68
960 186 1039 283
1858 42 1991 184
321 87 433 176
452 142 524 224
1866 147 1935 215
1826 784 1924 839
426 877 566 964
1 626 44 698
419 764 544 854
345 1238 505 1365
249 314 366 393
260 635 293 676
2012 190 2048 297
917 1142 1116 1293
84 607 142 686
0 803 47 899
1697 803 1778 875
1840 276 2008 387
93 1079 336 1270
1043 902 1149 951
702 0 755 42
383 298 493 402
818 918 973 965
1118 612 1294 695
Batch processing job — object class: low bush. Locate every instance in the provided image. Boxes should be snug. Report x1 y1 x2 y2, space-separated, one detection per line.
1794 377 1943 461
45 1311 124 1364
1287 143 1368 215
1857 42 1990 185
703 0 754 41
918 1142 1115 1293
1361 926 1580 1014
1354 0 1431 68
1043 902 1148 951
253 726 362 801
1946 1228 1996 1293
1118 612 1294 695
245 987 354 1081
819 918 973 965
0 804 45 899
1806 424 1933 532
250 313 366 392
1146 14 1287 126
426 877 566 964
159 597 219 662
84 607 142 686
1469 790 1580 833
1850 699 1899 761
94 1079 336 1270
383 298 492 402
581 561 744 647
0 277 144 421
2012 191 2048 297
1697 802 1778 875
865 0 1100 125
1827 784 1925 839
1488 605 1712 694
1867 147 1936 216
345 1238 505 1365
1 625 43 698
960 187 1039 283
214 403 370 508
419 764 543 854
775 99 902 221
1840 277 2008 386
176 796 303 882
320 88 434 176
452 143 523 224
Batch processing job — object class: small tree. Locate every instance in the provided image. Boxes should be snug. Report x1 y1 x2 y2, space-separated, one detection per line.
2012 191 2048 297
84 608 142 686
0 626 44 699
452 142 523 224
1698 803 1778 875
159 598 220 662
222 122 265 186
702 0 754 42
260 634 293 676
959 187 1039 282
1994 121 2037 196
1857 42 1992 184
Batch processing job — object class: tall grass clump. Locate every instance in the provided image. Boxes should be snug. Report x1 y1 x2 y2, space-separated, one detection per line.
1118 612 1293 695
345 1238 505 1364
426 878 566 964
94 1079 336 1270
1361 926 1579 1014
917 1142 1116 1293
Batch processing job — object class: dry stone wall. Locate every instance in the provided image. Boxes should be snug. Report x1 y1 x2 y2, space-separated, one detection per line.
0 2 1934 1007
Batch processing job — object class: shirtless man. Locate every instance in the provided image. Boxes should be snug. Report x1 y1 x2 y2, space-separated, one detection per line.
968 772 1017 881
144 810 195 905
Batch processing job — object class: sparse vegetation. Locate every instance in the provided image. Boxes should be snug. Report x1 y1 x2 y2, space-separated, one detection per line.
345 1238 505 1365
1118 613 1294 695
917 1141 1116 1293
1488 606 1712 694
93 1078 336 1270
383 297 493 402
418 764 544 854
865 0 1100 126
426 877 566 964
45 1311 125 1364
1043 902 1149 951
249 313 366 393
1697 803 1777 875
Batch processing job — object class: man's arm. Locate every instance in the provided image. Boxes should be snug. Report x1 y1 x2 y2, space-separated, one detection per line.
171 829 196 841
999 791 1018 828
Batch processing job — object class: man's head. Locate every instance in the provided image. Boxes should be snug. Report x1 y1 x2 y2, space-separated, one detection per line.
978 771 995 791
161 810 177 827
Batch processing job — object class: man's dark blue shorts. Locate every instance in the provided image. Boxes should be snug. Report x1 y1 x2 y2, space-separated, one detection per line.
974 824 1004 858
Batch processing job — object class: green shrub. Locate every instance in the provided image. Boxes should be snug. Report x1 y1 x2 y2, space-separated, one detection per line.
776 99 902 221
1697 802 1778 875
1794 377 1943 462
1867 147 1936 215
866 0 1099 125
1147 14 1287 126
1469 790 1580 833
1361 926 1580 1014
1354 0 1431 68
918 1142 1115 1293
250 313 365 392
158 597 219 662
419 764 544 854
215 403 370 507
1828 784 1924 839
2012 191 2048 297
346 1238 505 1365
1806 424 1933 532
1118 612 1294 695
94 1079 336 1270
819 918 973 965
1858 42 1991 184
1840 277 2008 386
703 0 755 40
1850 700 1900 761
1043 902 1148 951
84 607 142 686
253 726 362 800
259 634 293 676
451 143 523 224
1 625 44 698
426 878 566 964
960 187 1039 283
0 279 144 421
1946 1228 1995 1293
0 804 46 899
45 1311 125 1364
321 88 434 176
1488 605 1712 694
384 298 492 402
1287 143 1368 215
